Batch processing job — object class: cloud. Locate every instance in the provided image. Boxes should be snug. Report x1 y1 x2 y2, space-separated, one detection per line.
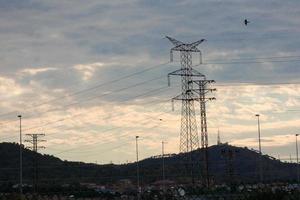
231 134 294 148
0 76 24 97
20 67 57 76
74 62 105 80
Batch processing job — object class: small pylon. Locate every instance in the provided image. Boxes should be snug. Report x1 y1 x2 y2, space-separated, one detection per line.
25 134 45 195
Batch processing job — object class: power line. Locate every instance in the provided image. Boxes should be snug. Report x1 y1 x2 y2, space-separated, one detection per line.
24 83 166 131
2 80 300 142
1 80 299 143
205 55 300 62
14 96 176 155
2 62 300 147
216 81 300 86
47 109 171 156
44 95 174 139
202 58 300 65
0 91 173 142
0 61 172 120
0 75 168 132
0 82 178 142
2 55 300 122
181 34 300 43
1 58 300 131
47 130 157 160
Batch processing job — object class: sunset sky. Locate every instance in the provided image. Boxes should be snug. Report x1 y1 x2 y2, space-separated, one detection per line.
0 0 300 164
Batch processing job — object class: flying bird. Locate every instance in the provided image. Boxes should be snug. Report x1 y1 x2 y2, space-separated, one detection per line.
244 19 250 26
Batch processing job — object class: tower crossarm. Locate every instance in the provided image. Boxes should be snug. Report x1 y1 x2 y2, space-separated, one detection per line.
173 97 215 102
166 36 205 52
189 39 206 49
165 36 184 47
192 79 216 85
166 36 206 63
168 68 205 86
196 97 216 102
168 68 204 77
191 88 217 95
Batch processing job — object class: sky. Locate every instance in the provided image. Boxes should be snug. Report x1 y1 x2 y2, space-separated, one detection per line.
0 0 300 164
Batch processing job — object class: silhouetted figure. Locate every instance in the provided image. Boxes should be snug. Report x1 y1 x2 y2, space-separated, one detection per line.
244 19 250 26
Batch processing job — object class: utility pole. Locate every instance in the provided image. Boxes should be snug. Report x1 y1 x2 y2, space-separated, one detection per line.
159 118 166 197
296 134 299 183
166 36 205 184
18 115 23 200
135 136 140 200
162 141 166 199
25 133 45 195
255 114 263 183
162 141 165 189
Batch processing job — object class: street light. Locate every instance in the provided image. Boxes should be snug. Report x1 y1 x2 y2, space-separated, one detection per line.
162 141 168 200
18 115 22 199
255 114 262 154
296 134 299 183
135 136 140 199
162 141 165 193
255 114 263 183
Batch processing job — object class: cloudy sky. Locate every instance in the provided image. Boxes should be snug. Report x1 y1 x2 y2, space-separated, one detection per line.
1 0 300 164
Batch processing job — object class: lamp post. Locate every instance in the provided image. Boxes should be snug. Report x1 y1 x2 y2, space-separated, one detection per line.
162 141 165 192
255 114 263 183
296 134 299 183
135 136 140 199
162 141 168 200
18 115 23 199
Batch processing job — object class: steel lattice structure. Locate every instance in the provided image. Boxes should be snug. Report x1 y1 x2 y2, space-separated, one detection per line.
166 36 216 186
221 147 239 187
25 134 45 152
192 78 216 187
192 79 216 149
25 133 45 195
167 36 205 153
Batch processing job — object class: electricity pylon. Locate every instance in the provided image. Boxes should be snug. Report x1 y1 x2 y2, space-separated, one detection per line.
166 36 216 186
167 36 205 184
221 147 239 188
167 36 205 153
192 78 216 149
192 77 216 187
25 134 45 195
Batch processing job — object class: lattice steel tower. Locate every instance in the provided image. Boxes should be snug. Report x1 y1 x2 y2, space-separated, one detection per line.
25 133 45 195
193 77 216 187
166 36 205 153
192 79 216 149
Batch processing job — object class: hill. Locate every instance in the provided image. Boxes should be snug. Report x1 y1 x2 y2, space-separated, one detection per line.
0 142 298 187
